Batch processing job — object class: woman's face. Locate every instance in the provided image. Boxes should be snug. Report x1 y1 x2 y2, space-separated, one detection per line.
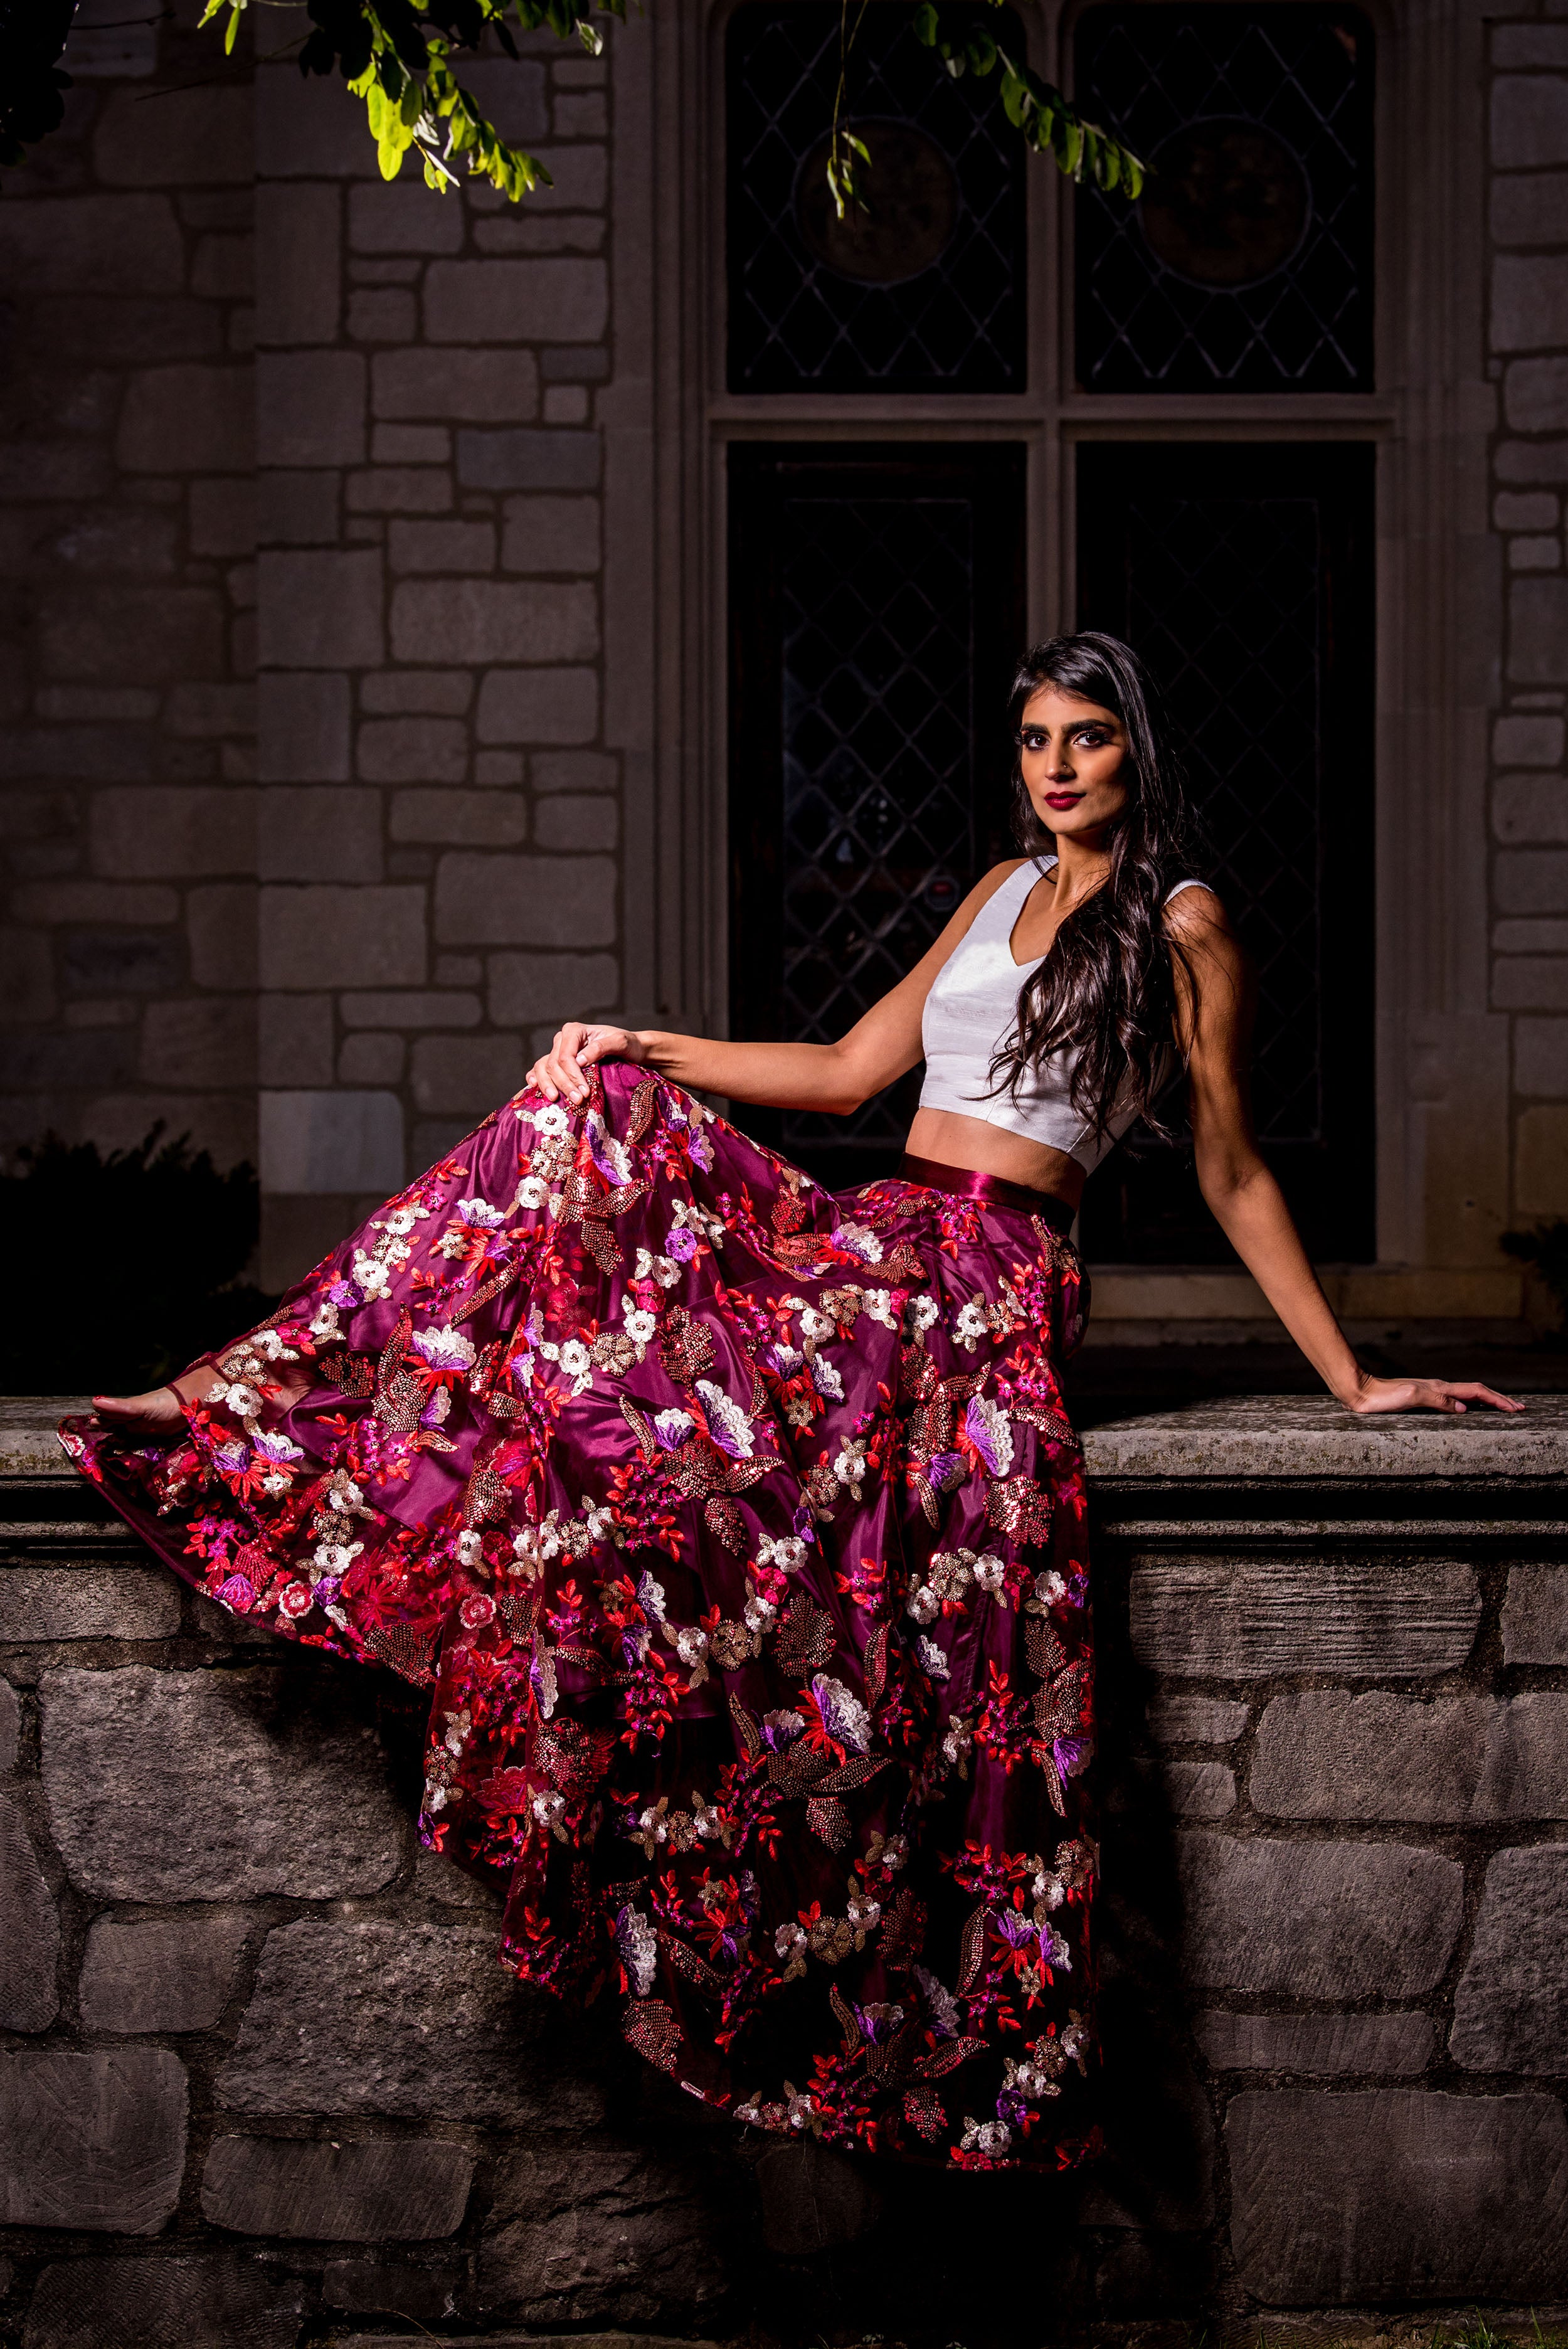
1017 682 1132 845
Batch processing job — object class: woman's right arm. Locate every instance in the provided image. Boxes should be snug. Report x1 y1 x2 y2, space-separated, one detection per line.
524 862 1027 1112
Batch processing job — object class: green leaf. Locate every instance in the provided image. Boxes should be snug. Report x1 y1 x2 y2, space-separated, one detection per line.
913 2 939 43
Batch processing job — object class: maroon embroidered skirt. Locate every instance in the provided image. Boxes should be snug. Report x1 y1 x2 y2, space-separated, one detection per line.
61 1063 1099 2171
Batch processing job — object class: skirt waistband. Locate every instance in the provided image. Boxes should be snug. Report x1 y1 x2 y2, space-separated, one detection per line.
895 1153 1078 1234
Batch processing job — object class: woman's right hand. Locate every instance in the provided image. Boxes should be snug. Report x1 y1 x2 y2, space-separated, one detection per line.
526 1021 646 1105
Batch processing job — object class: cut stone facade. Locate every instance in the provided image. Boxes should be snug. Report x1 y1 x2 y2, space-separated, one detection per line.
1 0 1566 1313
2 1393 1567 2338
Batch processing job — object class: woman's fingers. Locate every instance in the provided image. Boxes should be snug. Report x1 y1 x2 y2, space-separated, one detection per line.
526 1021 636 1104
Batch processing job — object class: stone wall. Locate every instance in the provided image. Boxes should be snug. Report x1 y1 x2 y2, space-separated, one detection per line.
1491 11 1568 1233
3 1395 1568 2345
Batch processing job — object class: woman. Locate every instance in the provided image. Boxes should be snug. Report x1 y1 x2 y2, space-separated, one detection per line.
66 632 1517 2174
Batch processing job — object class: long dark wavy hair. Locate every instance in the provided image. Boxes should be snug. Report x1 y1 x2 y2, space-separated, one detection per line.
985 632 1209 1140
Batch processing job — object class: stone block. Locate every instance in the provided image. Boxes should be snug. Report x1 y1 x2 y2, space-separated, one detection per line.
1517 1016 1568 1096
1495 75 1568 169
374 425 451 463
203 2134 474 2239
259 993 335 1086
0 444 114 504
1515 578 1568 690
0 1031 135 1091
534 795 617 851
257 353 366 467
479 2138 724 2324
79 1912 250 2034
0 1566 178 1643
321 2259 466 2320
1508 357 1568 433
341 989 482 1027
1138 1758 1235 1818
193 231 254 300
362 676 475 719
62 930 183 999
1494 169 1568 245
348 287 417 341
0 1796 59 2032
40 1666 405 1899
1451 1844 1568 2071
219 1917 600 2121
410 1033 525 1113
501 493 601 574
260 1090 405 1192
260 787 384 883
532 750 619 793
346 468 453 515
488 949 619 1024
457 425 603 494
1495 772 1568 840
117 366 254 475
0 195 184 295
15 880 177 928
259 884 426 989
1496 27 1568 65
94 83 253 184
1145 1694 1249 1744
0 1677 18 1768
259 672 351 785
476 667 600 744
1498 847 1568 911
1095 2233 1212 2319
351 181 469 254
339 1032 405 1084
1495 956 1568 1009
374 348 539 423
89 787 254 881
1499 438 1568 484
1228 2089 1568 2302
1497 712 1565 762
542 344 612 382
1518 1103 1568 1212
1129 1561 1481 1678
1253 1690 1481 1819
1503 1562 1568 1660
358 716 469 784
1495 257 1568 353
257 551 385 669
393 791 527 845
435 851 615 946
450 57 549 139
142 997 257 1089
1196 2012 1433 2075
258 468 342 548
755 2139 882 2253
390 580 598 668
426 258 608 345
30 292 223 367
0 929 58 1027
389 519 496 575
40 586 226 686
0 2049 186 2231
1177 1832 1463 1996
189 884 258 990
47 506 182 579
167 683 256 739
257 60 377 178
21 2256 304 2349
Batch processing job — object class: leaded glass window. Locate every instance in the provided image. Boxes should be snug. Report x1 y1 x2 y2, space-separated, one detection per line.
727 3 1027 395
1075 5 1375 393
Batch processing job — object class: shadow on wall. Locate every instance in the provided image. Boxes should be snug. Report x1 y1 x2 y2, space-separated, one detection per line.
0 1127 274 1392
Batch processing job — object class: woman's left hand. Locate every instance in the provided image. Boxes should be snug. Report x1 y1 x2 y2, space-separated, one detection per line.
1342 1375 1524 1416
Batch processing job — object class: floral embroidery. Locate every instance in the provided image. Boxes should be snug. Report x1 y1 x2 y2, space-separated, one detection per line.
61 1061 1098 2173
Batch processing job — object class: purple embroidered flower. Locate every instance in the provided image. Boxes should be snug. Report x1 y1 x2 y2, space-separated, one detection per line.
1053 1735 1092 1783
411 1325 476 1374
311 1576 341 1608
856 2000 905 2044
761 1707 805 1751
326 1278 358 1309
928 1450 965 1492
586 1115 632 1186
810 1672 871 1754
456 1196 507 1228
965 1394 1015 1477
252 1430 304 1464
1039 1920 1071 1970
615 1903 658 1997
996 1908 1036 1949
212 1441 249 1475
688 1126 714 1170
214 1574 255 1613
652 1408 692 1450
770 1341 804 1376
696 1378 754 1460
665 1226 698 1263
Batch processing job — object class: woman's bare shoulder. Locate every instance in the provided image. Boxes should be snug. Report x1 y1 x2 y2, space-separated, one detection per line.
1163 878 1232 941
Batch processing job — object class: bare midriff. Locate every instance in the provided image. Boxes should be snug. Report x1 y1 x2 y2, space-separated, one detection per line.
902 1105 1086 1211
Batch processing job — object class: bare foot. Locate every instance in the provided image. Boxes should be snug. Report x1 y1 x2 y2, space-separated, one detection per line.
92 1387 183 1433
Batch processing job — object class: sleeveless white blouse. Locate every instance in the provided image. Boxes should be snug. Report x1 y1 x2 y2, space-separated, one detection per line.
917 859 1205 1174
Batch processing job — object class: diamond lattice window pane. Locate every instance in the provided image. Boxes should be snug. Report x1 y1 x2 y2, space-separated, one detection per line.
1075 5 1375 393
728 3 1027 395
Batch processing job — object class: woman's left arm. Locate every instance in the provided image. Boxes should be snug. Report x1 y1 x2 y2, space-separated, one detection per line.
1170 889 1521 1416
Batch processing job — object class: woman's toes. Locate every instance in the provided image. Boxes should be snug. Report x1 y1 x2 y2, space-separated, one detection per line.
92 1389 183 1431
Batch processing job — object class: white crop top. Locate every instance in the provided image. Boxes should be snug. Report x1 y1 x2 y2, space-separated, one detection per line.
917 859 1206 1174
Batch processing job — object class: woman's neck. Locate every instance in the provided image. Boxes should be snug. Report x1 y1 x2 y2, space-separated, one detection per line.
1049 832 1115 909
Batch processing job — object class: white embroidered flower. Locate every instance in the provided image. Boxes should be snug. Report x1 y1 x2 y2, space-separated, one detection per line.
532 1789 567 1836
652 1254 680 1288
636 1570 667 1624
456 1530 484 1567
307 1300 342 1342
834 1221 883 1265
218 1381 261 1421
558 1339 591 1378
942 1715 973 1766
904 1292 940 1336
311 1540 362 1579
653 1408 693 1450
696 1377 754 1460
833 1436 868 1490
906 1583 940 1626
637 1803 670 1845
675 1625 709 1668
693 1796 726 1842
252 1430 304 1463
861 1286 898 1328
622 1305 657 1346
953 1298 990 1350
352 1251 392 1302
961 2117 1012 2158
775 1921 808 1959
516 1175 549 1211
743 1591 777 1633
810 1354 844 1401
457 1196 507 1228
972 1551 1007 1594
1034 1569 1069 1608
534 1103 570 1137
383 1208 419 1238
411 1325 477 1374
254 1328 298 1361
846 1887 881 1932
810 1672 871 1752
615 1903 659 1996
326 1470 364 1513
757 1533 807 1574
917 1635 951 1680
799 1307 834 1343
